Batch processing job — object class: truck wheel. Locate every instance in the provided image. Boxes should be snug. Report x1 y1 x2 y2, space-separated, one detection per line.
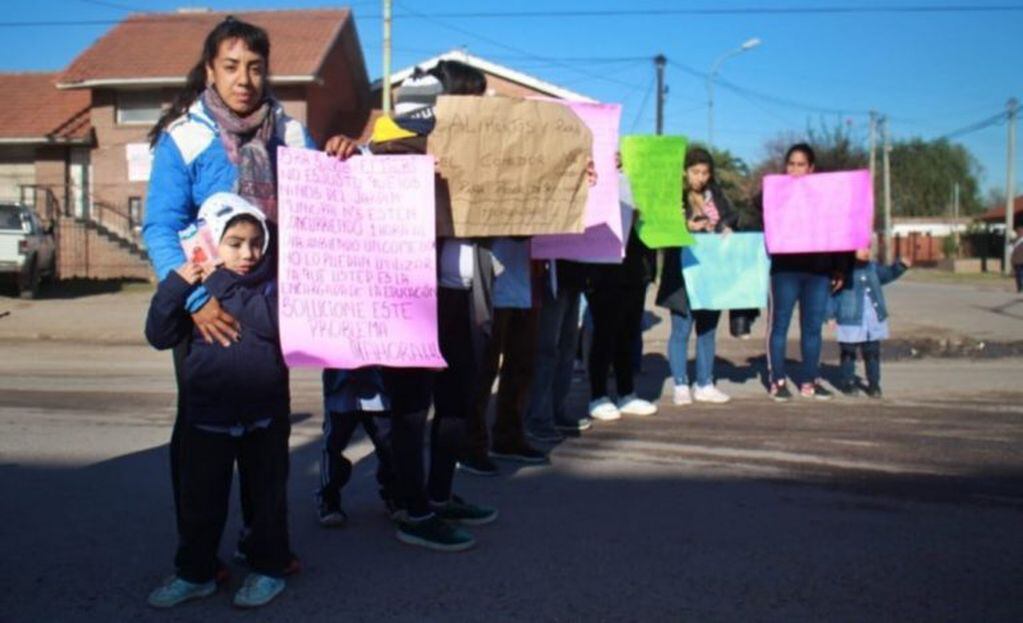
18 259 40 299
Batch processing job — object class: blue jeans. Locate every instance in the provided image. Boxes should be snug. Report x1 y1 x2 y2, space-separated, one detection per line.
667 310 720 387
525 285 582 434
768 271 830 385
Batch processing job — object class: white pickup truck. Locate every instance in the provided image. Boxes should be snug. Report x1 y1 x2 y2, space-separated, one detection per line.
0 203 56 298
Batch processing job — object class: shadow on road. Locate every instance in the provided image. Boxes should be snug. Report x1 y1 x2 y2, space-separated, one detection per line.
2 423 1021 622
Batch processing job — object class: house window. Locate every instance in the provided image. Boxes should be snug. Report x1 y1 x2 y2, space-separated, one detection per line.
116 90 164 125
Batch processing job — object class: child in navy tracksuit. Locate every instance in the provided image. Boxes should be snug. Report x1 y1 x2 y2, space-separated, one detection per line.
317 368 398 526
831 248 910 398
145 193 292 609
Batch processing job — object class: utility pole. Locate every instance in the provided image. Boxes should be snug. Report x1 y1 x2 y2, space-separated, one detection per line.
868 111 878 190
1004 97 1018 274
654 54 666 135
382 0 393 116
869 110 878 245
953 181 961 255
882 115 893 262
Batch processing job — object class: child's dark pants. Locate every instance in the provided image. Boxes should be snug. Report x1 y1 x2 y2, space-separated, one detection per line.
839 340 881 390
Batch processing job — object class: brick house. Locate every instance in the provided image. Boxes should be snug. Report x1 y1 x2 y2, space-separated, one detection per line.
50 8 371 278
0 73 92 217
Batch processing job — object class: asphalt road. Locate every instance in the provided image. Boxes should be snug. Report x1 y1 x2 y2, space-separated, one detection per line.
1 339 1021 622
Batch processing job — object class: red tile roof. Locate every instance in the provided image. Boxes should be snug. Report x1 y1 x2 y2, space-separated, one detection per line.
0 73 92 142
59 9 352 87
978 196 1023 222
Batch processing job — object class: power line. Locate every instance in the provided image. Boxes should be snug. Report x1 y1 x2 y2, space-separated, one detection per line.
389 5 1023 18
937 110 1010 139
391 0 648 92
629 73 656 133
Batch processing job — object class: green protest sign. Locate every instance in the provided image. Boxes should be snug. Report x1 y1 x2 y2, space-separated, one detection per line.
620 135 693 248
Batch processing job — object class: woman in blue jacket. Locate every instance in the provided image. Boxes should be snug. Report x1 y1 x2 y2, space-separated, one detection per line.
141 16 312 599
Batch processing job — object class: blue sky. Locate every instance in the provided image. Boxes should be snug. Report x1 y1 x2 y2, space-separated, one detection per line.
4 0 1021 200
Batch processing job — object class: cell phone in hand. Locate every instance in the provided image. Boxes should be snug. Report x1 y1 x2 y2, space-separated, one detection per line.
179 219 218 270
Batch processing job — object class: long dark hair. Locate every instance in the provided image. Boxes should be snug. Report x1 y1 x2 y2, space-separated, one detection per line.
429 60 487 95
684 146 716 186
148 17 271 147
784 142 816 167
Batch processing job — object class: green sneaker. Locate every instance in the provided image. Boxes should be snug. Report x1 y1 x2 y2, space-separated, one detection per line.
396 514 475 552
147 575 216 609
233 573 286 608
431 495 498 526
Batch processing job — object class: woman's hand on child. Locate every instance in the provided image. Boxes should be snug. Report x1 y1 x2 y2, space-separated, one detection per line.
191 297 240 347
175 262 203 285
324 135 360 160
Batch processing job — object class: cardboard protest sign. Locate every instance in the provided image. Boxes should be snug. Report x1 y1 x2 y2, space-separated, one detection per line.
530 101 625 262
682 233 770 310
427 96 592 237
763 169 873 254
620 134 692 249
277 147 446 369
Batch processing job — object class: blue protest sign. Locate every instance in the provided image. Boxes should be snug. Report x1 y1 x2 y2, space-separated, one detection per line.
682 233 770 310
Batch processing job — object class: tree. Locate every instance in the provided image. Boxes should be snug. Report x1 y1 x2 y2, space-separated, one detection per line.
746 119 868 198
889 138 983 216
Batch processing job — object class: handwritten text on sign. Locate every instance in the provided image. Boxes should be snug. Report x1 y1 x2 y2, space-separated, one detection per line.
277 147 446 369
531 101 625 263
428 96 592 237
763 169 873 254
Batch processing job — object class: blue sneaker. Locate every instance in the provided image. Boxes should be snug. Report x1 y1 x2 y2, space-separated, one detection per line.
147 575 216 609
233 573 286 608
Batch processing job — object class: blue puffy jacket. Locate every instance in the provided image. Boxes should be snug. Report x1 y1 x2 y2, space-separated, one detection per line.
142 98 313 312
831 260 907 326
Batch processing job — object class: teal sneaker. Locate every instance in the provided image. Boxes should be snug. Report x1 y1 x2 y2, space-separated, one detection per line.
147 575 216 609
396 514 475 552
233 573 286 608
431 495 498 526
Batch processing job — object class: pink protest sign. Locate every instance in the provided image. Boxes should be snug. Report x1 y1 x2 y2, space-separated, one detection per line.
530 101 624 262
763 169 873 254
277 147 446 369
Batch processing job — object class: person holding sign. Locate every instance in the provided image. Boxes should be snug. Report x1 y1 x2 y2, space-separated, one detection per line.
142 17 312 601
585 168 659 421
765 144 852 402
333 63 497 552
656 147 737 405
145 195 293 609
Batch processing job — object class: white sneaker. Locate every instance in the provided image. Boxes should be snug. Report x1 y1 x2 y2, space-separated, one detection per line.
672 384 693 406
588 397 621 421
617 394 658 416
693 384 731 404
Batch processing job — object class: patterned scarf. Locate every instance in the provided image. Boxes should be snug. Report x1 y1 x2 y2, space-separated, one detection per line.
202 88 278 221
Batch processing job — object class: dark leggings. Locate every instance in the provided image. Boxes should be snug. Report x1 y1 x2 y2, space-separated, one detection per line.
588 285 646 399
839 340 881 389
381 288 476 517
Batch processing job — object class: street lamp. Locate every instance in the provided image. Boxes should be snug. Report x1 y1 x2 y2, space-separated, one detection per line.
706 37 761 147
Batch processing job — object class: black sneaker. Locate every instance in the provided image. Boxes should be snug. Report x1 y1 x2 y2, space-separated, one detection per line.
396 514 475 552
457 455 499 477
769 381 793 402
865 386 883 399
525 428 565 443
838 382 860 397
490 442 548 464
318 499 348 528
431 495 498 526
380 490 405 521
800 382 833 401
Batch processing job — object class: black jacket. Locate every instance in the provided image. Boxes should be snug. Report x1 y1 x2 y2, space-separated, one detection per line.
145 256 290 427
656 184 738 314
